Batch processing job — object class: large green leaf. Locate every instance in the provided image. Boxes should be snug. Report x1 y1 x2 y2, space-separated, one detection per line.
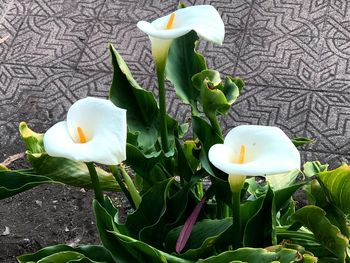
166 30 206 110
28 153 119 191
93 200 193 263
165 218 232 259
243 186 276 247
192 116 223 177
0 169 53 199
198 246 317 263
125 178 174 238
125 143 166 188
139 174 203 249
305 179 350 238
17 244 113 263
20 122 120 192
317 164 350 213
292 205 349 261
274 182 306 211
108 44 159 151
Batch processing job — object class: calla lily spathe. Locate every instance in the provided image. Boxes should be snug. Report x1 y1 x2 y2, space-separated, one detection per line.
208 125 300 177
44 97 127 165
137 5 225 66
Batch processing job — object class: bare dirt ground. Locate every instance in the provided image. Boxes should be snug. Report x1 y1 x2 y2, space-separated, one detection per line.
0 183 99 262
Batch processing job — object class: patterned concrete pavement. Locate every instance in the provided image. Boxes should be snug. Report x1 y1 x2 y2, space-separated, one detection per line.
1 0 350 166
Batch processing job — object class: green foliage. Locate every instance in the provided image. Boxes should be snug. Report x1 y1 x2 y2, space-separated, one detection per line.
292 205 349 261
292 137 314 147
109 44 159 152
198 246 317 263
17 244 114 263
0 169 53 199
265 169 300 191
244 186 276 247
303 161 328 178
166 30 206 111
165 218 232 258
317 164 350 213
192 70 243 118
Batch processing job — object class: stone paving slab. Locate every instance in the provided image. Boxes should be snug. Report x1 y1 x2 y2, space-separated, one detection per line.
0 0 349 165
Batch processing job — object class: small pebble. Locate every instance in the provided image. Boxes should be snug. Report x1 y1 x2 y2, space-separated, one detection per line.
1 226 10 236
35 200 43 207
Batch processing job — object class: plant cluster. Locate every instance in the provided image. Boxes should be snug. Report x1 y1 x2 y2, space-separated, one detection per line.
1 4 350 263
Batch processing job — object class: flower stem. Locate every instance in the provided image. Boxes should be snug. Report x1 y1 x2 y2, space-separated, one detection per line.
119 164 142 209
109 165 135 209
232 190 242 249
156 64 169 153
86 162 104 206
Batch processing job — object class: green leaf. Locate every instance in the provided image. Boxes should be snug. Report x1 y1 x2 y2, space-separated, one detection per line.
175 139 196 182
303 161 328 178
28 153 120 191
317 164 350 213
20 122 120 192
125 143 165 187
139 174 203 248
192 116 223 177
93 200 192 263
274 182 306 212
223 76 244 105
192 70 243 117
166 30 207 109
198 246 316 263
292 205 349 260
182 140 201 173
305 179 350 239
292 137 314 147
243 186 276 247
125 178 174 238
265 169 300 191
165 218 232 259
197 73 230 117
108 44 159 151
17 244 113 263
0 169 53 199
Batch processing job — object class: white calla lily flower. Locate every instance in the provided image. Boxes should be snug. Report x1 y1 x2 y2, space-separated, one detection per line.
209 125 300 179
137 5 225 66
44 97 127 165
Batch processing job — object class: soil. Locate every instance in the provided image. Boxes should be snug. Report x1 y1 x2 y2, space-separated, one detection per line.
0 183 101 263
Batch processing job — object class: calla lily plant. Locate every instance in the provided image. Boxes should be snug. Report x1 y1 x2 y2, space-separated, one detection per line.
2 3 348 263
138 5 225 153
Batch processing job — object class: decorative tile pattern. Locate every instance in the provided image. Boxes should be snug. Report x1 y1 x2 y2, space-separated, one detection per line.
77 21 152 73
235 33 322 88
99 0 178 22
0 15 26 62
221 86 311 136
0 64 74 151
30 0 104 20
0 1 350 173
249 0 328 37
3 16 93 68
315 37 350 92
305 91 350 154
